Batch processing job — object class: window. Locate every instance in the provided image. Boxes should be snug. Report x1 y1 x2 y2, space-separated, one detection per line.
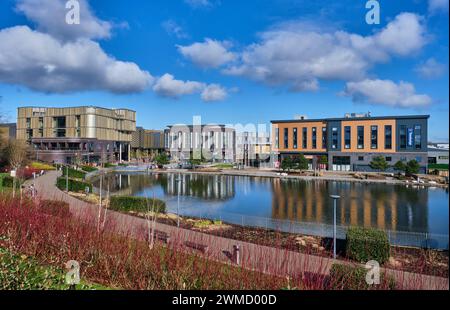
399 125 407 149
293 128 298 149
26 129 33 141
357 126 364 149
414 125 422 149
322 127 327 149
275 128 279 149
385 125 392 149
312 127 317 149
439 156 449 160
371 125 378 149
284 128 288 149
331 127 338 149
38 117 44 137
358 156 364 161
26 118 31 129
344 126 351 149
302 128 307 149
75 115 81 138
385 157 392 162
416 156 422 162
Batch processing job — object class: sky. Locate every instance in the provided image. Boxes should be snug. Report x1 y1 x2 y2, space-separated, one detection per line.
0 0 448 142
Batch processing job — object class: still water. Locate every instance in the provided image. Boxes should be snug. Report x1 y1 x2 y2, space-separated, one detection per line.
94 172 449 236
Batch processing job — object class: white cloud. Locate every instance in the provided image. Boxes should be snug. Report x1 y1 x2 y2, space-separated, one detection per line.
343 79 432 108
16 0 112 41
201 84 228 101
415 58 447 79
177 39 236 68
162 19 189 39
0 26 153 93
152 74 205 98
428 0 449 14
222 13 427 92
184 0 211 8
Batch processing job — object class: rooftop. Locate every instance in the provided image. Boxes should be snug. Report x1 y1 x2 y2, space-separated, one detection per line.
271 115 430 123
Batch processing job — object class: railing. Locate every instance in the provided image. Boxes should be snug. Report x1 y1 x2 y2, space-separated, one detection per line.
179 210 449 250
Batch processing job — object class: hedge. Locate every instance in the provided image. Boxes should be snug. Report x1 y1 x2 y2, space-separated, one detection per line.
0 175 23 189
104 163 116 168
30 162 56 171
81 166 98 173
346 227 390 264
61 167 86 179
56 177 92 193
329 263 396 290
109 196 166 214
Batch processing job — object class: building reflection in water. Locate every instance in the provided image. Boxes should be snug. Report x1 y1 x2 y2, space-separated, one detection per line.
97 172 235 201
271 179 429 232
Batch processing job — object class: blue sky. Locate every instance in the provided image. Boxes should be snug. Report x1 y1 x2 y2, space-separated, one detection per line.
0 0 448 141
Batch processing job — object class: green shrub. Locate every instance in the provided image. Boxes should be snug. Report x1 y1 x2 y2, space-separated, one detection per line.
30 162 56 171
61 167 86 179
81 166 98 173
346 227 390 264
109 196 166 214
104 163 116 168
56 177 92 193
0 248 107 290
1 175 22 188
329 263 396 290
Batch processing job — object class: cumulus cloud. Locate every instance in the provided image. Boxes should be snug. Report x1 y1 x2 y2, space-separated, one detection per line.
201 84 228 101
177 39 236 68
343 79 432 108
16 0 112 41
152 74 205 98
162 19 189 39
0 26 153 93
222 13 427 91
428 0 449 14
415 58 447 79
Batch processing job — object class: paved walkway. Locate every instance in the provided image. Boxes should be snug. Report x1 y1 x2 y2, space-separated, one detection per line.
28 171 449 290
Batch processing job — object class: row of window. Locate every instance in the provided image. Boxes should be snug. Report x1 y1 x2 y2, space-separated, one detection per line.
276 124 422 150
342 125 392 150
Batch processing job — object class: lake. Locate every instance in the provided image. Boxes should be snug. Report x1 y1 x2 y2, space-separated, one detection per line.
93 172 449 247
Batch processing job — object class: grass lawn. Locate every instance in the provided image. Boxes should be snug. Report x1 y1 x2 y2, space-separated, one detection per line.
212 163 234 169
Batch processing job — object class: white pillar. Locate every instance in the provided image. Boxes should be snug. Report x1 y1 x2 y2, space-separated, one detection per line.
119 143 122 163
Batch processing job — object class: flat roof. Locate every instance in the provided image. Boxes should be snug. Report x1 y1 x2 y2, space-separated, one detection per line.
270 115 430 123
17 106 136 113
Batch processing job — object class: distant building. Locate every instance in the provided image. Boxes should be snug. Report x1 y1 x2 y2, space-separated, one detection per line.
16 106 136 164
428 146 449 165
236 131 271 167
0 123 16 141
131 127 165 159
271 114 429 173
164 124 236 163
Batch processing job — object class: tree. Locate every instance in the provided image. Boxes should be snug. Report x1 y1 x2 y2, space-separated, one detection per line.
406 160 420 175
393 161 406 174
155 153 170 167
295 154 309 171
3 139 30 197
281 157 294 171
318 155 328 171
369 155 389 172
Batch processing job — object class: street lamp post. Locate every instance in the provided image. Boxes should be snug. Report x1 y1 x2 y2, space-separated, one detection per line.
176 175 183 227
330 195 341 259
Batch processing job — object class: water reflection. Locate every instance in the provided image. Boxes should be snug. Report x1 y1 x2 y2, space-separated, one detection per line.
271 179 428 232
93 172 448 235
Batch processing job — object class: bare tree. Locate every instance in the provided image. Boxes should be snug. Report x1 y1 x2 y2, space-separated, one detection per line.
3 139 30 197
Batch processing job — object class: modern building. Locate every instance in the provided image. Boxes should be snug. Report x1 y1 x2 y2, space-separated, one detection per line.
164 124 236 163
236 131 271 167
131 127 165 159
16 106 136 164
0 123 16 141
271 113 429 173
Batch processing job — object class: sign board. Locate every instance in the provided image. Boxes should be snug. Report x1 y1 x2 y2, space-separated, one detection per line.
10 170 16 178
407 128 414 147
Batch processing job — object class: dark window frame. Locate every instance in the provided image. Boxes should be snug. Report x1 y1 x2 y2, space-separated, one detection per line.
344 126 351 149
371 125 378 149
